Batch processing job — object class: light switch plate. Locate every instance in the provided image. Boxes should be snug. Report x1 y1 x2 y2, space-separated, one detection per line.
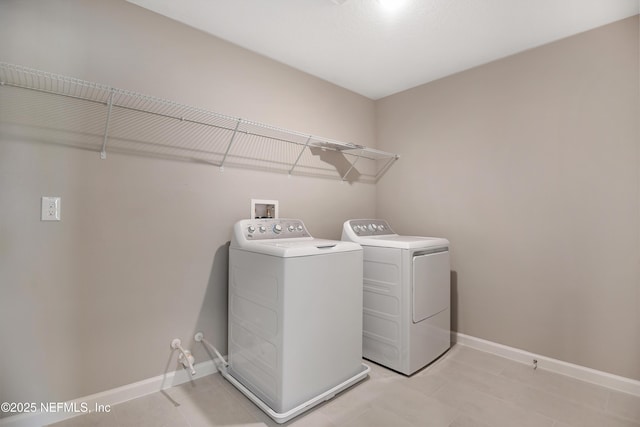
41 196 61 221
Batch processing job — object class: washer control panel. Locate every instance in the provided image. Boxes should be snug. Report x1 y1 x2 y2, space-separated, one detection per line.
242 218 310 240
348 219 394 236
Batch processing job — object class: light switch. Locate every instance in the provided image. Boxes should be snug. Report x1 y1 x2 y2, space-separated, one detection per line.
41 196 61 221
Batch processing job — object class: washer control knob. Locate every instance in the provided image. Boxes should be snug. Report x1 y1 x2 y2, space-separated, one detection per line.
296 224 303 232
273 224 282 234
368 223 377 232
288 225 295 232
247 225 256 233
259 226 266 233
378 225 385 231
353 225 360 232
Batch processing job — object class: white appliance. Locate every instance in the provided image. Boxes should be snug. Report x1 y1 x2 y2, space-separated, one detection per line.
227 218 370 424
342 219 450 375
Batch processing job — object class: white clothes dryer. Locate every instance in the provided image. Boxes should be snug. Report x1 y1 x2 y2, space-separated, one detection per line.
342 219 450 375
227 218 369 424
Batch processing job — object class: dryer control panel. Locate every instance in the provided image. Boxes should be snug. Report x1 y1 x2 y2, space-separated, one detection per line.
347 219 394 236
240 218 311 240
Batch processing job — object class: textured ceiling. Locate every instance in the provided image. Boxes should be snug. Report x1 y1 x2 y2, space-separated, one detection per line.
127 0 639 99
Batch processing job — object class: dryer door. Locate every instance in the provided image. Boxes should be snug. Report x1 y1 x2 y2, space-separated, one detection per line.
412 250 450 323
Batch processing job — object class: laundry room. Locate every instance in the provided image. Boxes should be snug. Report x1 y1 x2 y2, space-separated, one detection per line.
0 1 638 426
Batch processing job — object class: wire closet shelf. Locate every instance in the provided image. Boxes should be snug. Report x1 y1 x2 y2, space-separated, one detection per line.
0 62 399 183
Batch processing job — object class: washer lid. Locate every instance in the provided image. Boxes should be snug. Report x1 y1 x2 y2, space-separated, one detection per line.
352 234 449 250
232 238 361 257
342 219 448 249
231 220 361 257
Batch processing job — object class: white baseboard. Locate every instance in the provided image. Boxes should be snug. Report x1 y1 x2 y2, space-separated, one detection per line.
0 360 219 427
453 332 640 397
4 334 639 427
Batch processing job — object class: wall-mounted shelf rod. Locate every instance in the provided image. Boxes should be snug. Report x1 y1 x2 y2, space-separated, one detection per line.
0 62 400 183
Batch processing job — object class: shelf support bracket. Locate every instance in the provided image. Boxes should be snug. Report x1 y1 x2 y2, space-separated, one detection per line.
100 89 115 160
220 120 241 171
374 155 399 181
341 149 364 181
288 136 312 176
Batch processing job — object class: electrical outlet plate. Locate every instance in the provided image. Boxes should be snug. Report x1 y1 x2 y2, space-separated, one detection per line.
41 196 61 221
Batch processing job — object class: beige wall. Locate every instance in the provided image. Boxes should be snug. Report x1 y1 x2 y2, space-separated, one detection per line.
1 0 639 409
376 16 640 380
0 0 376 404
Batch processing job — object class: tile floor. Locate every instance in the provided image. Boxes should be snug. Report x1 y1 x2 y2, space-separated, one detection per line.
49 345 640 427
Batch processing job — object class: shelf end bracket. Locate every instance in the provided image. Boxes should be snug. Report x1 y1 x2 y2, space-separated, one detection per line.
374 155 399 181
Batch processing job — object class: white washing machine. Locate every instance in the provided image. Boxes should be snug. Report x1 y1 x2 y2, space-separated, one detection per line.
227 218 369 424
342 219 450 375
